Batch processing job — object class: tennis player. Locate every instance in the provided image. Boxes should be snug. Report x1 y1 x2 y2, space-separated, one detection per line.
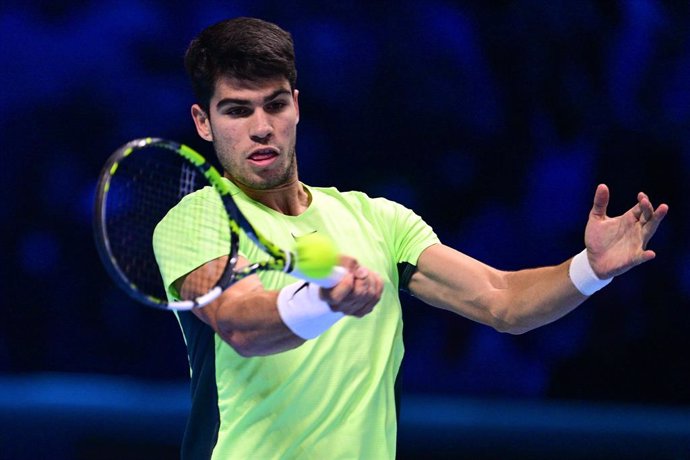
156 17 668 459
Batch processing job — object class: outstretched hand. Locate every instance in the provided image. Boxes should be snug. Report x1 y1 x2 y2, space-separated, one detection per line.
584 184 668 279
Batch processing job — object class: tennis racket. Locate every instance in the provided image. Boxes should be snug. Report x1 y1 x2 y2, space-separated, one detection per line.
93 137 345 311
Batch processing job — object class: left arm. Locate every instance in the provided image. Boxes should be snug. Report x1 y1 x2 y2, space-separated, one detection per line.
408 184 668 334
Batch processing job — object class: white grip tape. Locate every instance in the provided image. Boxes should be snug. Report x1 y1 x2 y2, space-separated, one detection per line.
289 266 348 288
276 281 344 339
569 249 613 296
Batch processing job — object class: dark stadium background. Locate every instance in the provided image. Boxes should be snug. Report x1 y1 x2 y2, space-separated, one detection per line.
1 1 688 458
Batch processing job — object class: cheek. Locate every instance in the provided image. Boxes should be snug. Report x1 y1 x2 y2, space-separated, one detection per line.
212 124 242 147
282 121 298 139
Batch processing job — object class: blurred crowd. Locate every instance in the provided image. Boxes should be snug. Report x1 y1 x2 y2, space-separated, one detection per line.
2 0 688 405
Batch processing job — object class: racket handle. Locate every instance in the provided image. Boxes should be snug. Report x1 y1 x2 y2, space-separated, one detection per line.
290 266 348 288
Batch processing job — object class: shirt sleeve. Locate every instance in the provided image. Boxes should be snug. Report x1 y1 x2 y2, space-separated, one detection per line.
152 188 231 300
369 196 440 265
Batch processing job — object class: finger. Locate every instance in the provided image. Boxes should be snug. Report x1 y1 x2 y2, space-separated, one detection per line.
362 275 385 314
641 203 669 243
353 266 370 280
320 273 354 305
349 274 383 317
637 249 656 265
637 194 655 223
351 274 374 298
328 275 371 314
590 184 609 219
653 203 670 221
350 287 381 317
629 194 653 223
338 255 359 272
350 298 376 317
631 205 642 221
632 201 649 224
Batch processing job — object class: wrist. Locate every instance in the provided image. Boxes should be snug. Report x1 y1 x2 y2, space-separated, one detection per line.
569 249 613 296
276 281 344 339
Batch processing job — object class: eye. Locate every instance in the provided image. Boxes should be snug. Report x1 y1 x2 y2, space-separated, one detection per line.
224 107 251 117
265 100 288 113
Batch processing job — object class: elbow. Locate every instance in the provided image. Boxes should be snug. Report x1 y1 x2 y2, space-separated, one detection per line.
217 327 302 357
231 340 260 358
497 324 531 335
218 329 262 357
489 305 532 335
492 318 529 335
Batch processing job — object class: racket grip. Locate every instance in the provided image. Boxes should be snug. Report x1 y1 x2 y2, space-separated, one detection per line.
291 266 348 288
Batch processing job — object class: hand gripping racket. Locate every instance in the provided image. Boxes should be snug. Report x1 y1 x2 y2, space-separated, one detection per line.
93 137 345 311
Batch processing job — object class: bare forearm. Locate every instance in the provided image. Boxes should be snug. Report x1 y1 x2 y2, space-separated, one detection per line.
208 289 306 356
183 256 382 356
492 260 587 333
411 244 588 334
412 186 667 334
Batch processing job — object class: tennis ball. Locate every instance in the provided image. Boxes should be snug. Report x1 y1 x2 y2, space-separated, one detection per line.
294 233 339 279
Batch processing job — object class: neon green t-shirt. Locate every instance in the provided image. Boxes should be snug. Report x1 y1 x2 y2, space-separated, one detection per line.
154 179 439 459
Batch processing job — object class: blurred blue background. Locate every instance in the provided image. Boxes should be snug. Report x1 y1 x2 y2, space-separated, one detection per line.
1 1 688 458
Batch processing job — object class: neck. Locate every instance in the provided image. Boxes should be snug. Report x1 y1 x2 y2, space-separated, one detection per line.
230 176 310 216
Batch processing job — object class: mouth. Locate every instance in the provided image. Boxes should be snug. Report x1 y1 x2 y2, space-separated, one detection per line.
247 148 279 166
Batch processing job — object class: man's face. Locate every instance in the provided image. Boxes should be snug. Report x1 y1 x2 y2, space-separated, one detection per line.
191 76 300 190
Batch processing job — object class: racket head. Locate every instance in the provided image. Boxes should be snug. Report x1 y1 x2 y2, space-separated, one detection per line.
93 138 238 310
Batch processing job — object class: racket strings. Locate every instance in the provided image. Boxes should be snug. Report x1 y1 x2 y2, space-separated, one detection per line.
178 163 198 198
105 146 227 302
98 139 302 309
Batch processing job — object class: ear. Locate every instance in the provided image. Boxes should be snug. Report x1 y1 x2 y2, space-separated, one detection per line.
191 104 213 141
293 89 300 124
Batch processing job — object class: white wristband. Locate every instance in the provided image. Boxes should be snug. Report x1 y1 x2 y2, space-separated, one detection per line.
569 249 613 296
276 281 344 339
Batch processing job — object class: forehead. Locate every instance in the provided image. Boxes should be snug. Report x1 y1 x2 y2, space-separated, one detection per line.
211 76 292 102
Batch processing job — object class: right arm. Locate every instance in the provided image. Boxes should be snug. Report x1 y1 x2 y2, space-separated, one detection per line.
177 254 383 357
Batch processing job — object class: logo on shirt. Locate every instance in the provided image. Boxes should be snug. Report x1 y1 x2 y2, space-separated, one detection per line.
291 229 318 240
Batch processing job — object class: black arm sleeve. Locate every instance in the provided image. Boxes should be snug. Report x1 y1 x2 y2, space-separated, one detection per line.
397 262 417 293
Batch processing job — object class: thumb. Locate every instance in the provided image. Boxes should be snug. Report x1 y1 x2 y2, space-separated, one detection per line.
591 184 609 219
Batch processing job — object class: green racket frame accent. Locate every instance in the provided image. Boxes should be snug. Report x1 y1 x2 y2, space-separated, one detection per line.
94 137 297 311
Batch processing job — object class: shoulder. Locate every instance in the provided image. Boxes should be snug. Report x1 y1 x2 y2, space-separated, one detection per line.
309 185 407 213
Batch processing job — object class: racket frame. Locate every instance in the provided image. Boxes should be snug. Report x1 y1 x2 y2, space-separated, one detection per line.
94 137 298 311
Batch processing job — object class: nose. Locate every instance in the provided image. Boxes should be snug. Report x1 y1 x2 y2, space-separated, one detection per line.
250 109 272 143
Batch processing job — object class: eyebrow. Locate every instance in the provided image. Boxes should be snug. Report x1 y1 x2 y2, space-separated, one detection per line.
215 88 292 110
